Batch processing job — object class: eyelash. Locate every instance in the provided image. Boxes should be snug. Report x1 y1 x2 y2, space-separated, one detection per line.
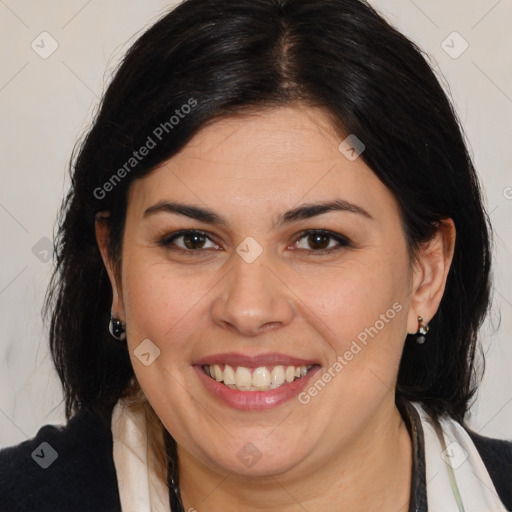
158 229 351 256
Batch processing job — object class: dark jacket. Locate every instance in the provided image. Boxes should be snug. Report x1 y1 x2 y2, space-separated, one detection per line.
0 406 511 511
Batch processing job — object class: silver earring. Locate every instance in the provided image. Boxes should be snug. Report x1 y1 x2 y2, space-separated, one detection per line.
109 315 126 341
416 316 429 344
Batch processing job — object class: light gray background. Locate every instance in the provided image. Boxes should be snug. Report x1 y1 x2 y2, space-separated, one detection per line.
1 0 511 448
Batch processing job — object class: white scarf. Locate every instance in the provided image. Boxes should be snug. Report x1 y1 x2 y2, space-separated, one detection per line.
111 399 508 511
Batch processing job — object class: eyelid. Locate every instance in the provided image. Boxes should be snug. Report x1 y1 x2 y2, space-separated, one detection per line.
159 229 220 249
292 229 352 253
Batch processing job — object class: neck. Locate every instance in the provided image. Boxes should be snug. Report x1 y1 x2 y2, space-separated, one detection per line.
176 396 412 512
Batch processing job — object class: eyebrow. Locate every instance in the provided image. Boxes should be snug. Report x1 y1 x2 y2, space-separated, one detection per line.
143 199 373 227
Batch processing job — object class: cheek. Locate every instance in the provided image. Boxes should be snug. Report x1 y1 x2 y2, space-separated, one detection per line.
121 258 207 357
122 243 410 353
293 252 410 391
298 249 408 336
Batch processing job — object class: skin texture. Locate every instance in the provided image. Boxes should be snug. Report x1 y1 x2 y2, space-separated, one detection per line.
96 105 455 512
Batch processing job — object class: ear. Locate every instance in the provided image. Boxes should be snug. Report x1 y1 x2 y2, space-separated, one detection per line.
95 212 125 320
407 218 456 334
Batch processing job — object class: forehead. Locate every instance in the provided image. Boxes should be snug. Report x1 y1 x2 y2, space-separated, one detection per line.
127 106 399 224
177 106 342 166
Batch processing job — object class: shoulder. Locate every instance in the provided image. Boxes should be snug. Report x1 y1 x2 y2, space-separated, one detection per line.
0 407 122 512
464 426 512 511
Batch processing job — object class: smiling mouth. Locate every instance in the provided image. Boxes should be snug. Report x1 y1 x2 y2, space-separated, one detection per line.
202 364 316 391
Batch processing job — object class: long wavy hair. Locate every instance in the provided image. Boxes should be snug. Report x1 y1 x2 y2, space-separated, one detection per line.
45 0 491 440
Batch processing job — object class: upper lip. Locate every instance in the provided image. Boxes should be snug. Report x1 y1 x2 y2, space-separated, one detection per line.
193 352 319 368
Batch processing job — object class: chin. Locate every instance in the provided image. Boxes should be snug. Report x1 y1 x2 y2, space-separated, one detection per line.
195 434 311 479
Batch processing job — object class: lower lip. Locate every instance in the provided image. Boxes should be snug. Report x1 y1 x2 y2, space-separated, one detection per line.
194 365 321 411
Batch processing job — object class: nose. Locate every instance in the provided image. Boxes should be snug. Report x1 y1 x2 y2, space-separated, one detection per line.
210 255 295 337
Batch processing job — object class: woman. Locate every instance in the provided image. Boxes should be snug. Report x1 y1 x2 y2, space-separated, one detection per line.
1 0 510 510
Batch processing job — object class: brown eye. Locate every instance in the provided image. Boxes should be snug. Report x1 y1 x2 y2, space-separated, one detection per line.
160 230 219 252
182 232 207 249
294 230 350 254
306 233 331 250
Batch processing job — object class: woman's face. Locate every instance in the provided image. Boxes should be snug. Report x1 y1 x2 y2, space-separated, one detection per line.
110 106 423 478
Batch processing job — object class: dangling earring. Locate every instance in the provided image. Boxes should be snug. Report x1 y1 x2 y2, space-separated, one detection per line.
109 315 126 341
416 316 429 344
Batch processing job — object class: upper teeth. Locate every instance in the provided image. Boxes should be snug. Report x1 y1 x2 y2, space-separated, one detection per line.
204 364 312 391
